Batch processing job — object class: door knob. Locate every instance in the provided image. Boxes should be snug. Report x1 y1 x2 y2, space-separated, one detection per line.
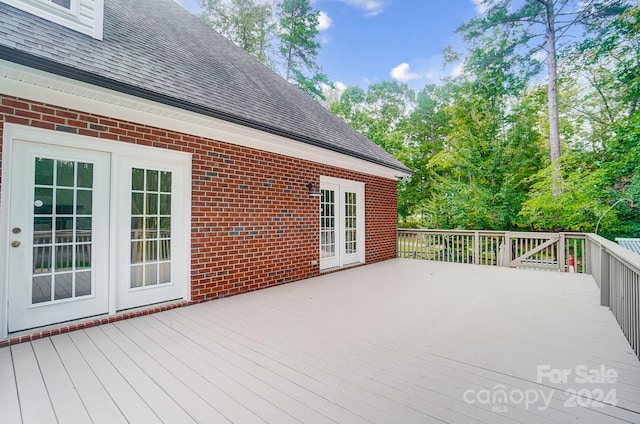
12 227 21 234
10 241 20 248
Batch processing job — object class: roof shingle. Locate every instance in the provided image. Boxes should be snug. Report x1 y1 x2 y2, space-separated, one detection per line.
0 0 411 174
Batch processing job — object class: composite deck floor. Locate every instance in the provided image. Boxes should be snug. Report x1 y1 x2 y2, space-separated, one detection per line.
1 259 640 423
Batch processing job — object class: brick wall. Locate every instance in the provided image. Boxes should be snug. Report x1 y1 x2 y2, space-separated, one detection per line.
0 95 398 302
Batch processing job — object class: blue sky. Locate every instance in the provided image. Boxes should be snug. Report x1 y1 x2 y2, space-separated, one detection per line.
176 0 485 90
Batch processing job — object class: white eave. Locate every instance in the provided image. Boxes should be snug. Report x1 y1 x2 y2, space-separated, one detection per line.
0 60 411 180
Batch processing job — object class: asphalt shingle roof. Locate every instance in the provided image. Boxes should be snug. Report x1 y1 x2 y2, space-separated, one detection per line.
0 0 411 174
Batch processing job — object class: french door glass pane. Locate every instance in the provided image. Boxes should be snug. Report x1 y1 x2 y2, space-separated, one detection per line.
321 189 336 259
130 168 172 288
32 157 94 304
345 192 357 254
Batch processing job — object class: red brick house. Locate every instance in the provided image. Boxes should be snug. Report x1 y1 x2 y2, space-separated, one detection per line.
0 0 411 338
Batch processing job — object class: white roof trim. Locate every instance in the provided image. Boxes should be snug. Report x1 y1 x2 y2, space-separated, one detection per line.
0 60 410 180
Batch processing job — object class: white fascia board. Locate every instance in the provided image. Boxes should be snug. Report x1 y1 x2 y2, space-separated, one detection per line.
0 60 410 180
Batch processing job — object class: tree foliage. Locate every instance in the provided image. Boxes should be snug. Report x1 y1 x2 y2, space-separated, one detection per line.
277 0 330 99
199 0 639 237
199 0 329 98
328 3 639 237
458 0 629 195
199 0 276 68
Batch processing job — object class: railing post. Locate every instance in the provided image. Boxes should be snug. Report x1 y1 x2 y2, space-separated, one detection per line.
585 238 591 275
505 232 512 268
558 233 566 272
600 246 610 307
474 231 480 265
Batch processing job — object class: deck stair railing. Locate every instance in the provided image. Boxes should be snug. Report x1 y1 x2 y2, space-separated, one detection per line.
397 229 640 359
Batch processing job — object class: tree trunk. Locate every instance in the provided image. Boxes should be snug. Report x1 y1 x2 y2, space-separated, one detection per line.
545 1 562 195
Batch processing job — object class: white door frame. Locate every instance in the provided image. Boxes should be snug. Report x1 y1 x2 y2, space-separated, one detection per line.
0 124 192 339
319 176 365 270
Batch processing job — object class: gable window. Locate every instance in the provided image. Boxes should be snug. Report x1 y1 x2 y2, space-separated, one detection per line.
1 0 104 39
48 0 71 9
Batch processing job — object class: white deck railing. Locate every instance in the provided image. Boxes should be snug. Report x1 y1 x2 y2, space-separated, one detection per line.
585 234 640 359
397 229 640 359
397 229 587 272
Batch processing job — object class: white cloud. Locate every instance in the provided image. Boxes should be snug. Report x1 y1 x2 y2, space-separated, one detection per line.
334 81 347 91
388 55 466 87
338 0 388 17
321 81 347 93
319 34 332 45
451 62 464 78
390 63 423 83
321 81 347 105
531 49 546 62
471 0 500 14
317 11 332 31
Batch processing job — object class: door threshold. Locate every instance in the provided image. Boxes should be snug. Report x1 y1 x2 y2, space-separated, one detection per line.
319 262 366 274
1 299 193 347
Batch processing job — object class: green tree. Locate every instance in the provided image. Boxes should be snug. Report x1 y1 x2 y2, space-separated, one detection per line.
277 0 329 99
418 35 546 230
399 84 451 225
200 0 276 68
329 82 419 222
458 0 628 193
329 86 372 135
519 6 640 236
329 82 415 157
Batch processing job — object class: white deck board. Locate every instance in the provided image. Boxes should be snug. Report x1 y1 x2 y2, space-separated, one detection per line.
49 333 128 424
186 277 634 423
82 326 197 424
118 316 288 424
11 341 57 424
193 298 568 423
148 312 367 424
30 338 91 424
1 259 640 423
66 329 163 424
126 315 357 424
161 308 416 424
0 345 22 423
99 322 233 424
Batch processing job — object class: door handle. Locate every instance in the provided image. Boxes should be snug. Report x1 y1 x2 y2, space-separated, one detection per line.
10 241 20 248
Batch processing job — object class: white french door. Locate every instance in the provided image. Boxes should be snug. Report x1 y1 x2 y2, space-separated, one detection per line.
115 158 188 310
319 177 365 270
3 125 191 334
7 141 110 331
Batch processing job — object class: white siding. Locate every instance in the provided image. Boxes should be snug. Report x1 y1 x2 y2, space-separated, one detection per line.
0 0 104 39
